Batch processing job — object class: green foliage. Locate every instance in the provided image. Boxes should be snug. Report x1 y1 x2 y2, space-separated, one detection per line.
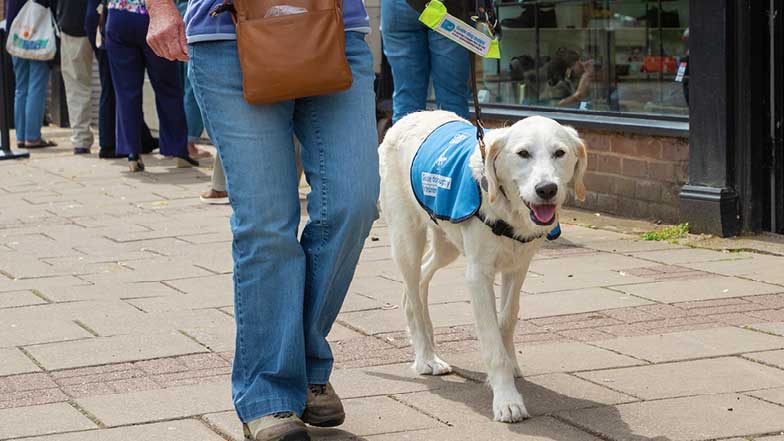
641 223 690 241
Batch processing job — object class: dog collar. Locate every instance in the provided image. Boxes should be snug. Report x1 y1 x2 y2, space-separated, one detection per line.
475 211 544 244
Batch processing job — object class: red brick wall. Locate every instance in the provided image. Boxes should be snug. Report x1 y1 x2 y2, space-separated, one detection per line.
573 129 689 223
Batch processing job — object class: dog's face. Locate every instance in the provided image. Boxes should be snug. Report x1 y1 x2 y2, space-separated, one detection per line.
484 116 587 227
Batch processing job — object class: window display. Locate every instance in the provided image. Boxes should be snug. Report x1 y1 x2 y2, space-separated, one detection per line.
479 0 689 116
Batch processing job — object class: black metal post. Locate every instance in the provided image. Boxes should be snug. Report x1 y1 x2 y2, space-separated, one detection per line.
679 0 739 236
0 24 30 160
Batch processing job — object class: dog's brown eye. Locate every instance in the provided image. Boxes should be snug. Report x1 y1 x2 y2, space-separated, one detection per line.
518 150 531 159
553 149 566 159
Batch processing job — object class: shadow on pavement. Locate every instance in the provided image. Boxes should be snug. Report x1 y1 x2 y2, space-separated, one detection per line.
364 366 673 441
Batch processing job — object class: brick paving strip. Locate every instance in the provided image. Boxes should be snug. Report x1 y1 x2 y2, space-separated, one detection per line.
2 131 784 440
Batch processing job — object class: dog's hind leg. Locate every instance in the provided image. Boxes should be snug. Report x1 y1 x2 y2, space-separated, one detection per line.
412 229 460 375
499 271 526 378
388 224 445 375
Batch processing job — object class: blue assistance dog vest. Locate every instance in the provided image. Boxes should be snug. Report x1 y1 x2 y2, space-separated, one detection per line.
411 121 482 223
410 120 562 241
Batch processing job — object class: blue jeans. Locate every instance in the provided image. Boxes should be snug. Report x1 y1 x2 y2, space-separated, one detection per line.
381 0 470 123
12 57 49 142
177 1 205 143
188 33 379 422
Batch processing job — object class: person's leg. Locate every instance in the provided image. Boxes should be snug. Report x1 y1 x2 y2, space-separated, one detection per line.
105 10 145 156
293 31 379 385
428 30 471 119
60 33 96 151
189 40 307 422
24 60 52 143
184 66 206 143
95 48 119 155
212 154 226 192
12 57 29 143
380 0 430 123
141 23 188 159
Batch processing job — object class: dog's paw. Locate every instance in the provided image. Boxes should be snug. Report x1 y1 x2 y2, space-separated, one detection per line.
493 394 530 423
413 355 452 376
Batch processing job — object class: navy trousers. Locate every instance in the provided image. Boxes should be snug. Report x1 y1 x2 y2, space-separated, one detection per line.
104 9 187 157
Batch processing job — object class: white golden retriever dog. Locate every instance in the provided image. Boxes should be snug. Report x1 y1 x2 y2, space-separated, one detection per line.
378 110 587 423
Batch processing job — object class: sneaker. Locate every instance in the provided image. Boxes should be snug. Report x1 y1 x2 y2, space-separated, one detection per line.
242 412 310 441
200 189 230 205
302 383 345 427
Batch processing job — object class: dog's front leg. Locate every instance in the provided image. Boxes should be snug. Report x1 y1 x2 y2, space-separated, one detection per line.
466 263 530 423
499 270 526 378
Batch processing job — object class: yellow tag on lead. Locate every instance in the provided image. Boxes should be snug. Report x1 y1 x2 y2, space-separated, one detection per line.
419 0 500 59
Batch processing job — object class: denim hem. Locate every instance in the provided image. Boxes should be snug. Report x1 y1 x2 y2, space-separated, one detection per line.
307 367 332 386
236 397 307 423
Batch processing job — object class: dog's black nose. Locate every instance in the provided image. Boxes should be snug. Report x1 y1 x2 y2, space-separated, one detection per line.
535 182 558 200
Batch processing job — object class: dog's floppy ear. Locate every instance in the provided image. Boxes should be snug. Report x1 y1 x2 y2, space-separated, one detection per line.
563 126 588 201
484 136 505 203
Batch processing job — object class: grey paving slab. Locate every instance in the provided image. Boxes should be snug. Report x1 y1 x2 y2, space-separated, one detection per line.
0 347 41 376
594 327 784 363
0 275 90 294
614 276 782 303
365 416 602 441
22 420 226 441
0 299 144 323
523 270 650 294
748 322 784 336
330 363 467 399
749 387 784 406
0 289 47 308
529 253 655 275
585 239 686 254
682 253 784 285
724 437 784 441
394 373 633 426
521 288 653 319
164 274 233 296
126 291 234 312
339 302 474 335
558 394 784 441
0 402 96 439
0 318 92 347
79 308 233 337
25 332 208 370
448 341 643 378
76 381 232 427
327 323 365 341
745 350 784 369
35 281 180 302
629 248 749 265
578 357 784 399
204 396 441 440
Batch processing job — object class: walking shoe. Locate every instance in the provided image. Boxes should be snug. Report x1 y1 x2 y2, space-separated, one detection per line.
302 383 345 427
128 155 145 172
242 412 310 441
176 156 200 168
200 189 230 205
73 147 91 155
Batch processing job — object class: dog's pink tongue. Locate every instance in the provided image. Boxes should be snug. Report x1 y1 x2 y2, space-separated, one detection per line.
531 204 556 224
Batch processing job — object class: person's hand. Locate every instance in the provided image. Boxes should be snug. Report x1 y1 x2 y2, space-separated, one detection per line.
146 0 188 62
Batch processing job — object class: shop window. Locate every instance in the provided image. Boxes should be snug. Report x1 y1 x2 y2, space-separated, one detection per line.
479 0 689 117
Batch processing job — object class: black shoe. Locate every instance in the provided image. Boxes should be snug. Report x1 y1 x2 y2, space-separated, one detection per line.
175 156 199 168
24 139 58 149
73 147 91 155
141 138 160 154
99 149 125 159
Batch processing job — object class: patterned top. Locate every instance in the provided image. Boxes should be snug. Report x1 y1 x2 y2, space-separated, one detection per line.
108 0 147 14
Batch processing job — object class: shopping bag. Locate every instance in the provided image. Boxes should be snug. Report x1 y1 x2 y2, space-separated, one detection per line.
5 0 57 60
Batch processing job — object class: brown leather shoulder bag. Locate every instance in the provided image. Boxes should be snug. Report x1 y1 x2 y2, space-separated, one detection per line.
220 0 353 104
